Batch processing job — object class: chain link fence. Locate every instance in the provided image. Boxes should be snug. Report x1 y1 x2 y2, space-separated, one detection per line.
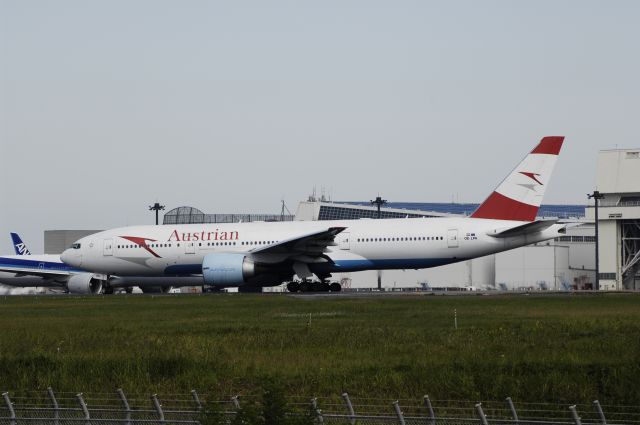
1 389 638 425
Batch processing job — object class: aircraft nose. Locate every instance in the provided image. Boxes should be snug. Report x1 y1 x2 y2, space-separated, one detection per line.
61 249 82 267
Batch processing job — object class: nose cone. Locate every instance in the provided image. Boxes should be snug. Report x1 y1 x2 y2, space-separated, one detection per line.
61 249 82 267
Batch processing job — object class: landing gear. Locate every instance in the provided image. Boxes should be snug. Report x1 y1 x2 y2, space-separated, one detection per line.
287 281 300 292
286 280 341 293
103 286 114 295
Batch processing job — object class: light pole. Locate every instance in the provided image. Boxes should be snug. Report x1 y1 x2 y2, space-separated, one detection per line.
370 196 388 290
149 202 165 225
370 196 387 219
588 191 604 290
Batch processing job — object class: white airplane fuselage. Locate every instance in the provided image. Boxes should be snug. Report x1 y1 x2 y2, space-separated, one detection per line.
62 217 564 279
61 136 567 290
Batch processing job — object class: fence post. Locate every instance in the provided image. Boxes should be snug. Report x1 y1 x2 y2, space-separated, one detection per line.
76 393 90 425
151 394 165 424
311 398 324 424
231 396 240 410
392 400 406 425
191 390 202 410
506 397 519 423
117 389 131 425
2 392 16 425
569 405 582 425
341 393 356 425
593 401 607 425
475 403 489 425
423 395 436 425
48 387 60 425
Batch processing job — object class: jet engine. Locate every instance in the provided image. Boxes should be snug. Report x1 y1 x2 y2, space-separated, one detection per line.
66 273 104 294
202 253 256 286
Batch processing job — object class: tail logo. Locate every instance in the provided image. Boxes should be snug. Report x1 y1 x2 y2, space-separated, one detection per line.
15 243 31 255
120 236 162 258
519 172 543 186
10 233 31 255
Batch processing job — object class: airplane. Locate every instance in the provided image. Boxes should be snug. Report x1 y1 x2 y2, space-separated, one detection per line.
0 234 203 294
62 136 567 293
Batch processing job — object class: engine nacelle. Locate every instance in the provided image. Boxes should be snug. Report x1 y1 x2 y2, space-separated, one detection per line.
202 253 255 286
66 273 104 294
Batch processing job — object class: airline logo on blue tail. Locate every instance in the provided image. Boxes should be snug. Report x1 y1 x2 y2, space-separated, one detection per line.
10 233 31 256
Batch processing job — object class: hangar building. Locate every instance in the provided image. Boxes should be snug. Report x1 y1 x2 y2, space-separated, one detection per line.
587 149 640 290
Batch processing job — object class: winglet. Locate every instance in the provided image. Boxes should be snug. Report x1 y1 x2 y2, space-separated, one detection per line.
10 233 32 255
471 136 565 222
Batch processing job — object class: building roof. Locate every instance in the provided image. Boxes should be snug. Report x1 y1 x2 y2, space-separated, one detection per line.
335 202 586 219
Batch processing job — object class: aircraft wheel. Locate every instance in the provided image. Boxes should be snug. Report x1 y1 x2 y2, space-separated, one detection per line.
311 281 325 292
103 286 114 295
300 281 312 292
320 281 330 292
125 287 133 294
329 282 342 292
287 281 300 292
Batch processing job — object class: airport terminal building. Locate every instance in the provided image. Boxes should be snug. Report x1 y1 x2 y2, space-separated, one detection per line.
45 146 640 292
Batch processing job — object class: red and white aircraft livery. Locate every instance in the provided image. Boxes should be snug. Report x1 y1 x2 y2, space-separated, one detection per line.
62 137 565 292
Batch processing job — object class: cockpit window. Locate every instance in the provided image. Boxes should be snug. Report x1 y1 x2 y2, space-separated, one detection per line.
71 243 81 249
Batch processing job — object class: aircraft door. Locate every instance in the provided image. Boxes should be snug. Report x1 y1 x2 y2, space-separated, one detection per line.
339 232 351 250
103 239 113 256
185 241 196 254
447 229 459 248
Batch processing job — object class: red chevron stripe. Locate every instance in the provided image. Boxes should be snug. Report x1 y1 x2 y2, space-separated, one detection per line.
120 236 162 258
470 191 539 221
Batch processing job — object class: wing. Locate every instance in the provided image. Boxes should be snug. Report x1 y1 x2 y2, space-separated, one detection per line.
0 266 71 279
249 226 346 263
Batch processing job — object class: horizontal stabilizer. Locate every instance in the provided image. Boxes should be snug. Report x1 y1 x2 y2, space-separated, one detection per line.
488 220 559 238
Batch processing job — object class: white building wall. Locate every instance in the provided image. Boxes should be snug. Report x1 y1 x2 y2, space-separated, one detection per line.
597 150 640 194
496 246 558 290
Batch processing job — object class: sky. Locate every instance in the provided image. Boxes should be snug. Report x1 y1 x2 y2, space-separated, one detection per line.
1 0 639 253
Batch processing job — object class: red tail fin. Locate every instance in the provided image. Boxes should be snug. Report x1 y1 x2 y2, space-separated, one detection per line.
471 136 564 221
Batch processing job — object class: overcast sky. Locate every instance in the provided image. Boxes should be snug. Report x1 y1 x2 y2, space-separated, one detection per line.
1 0 639 253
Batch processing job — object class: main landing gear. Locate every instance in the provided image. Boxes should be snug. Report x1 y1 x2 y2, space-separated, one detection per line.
286 280 342 293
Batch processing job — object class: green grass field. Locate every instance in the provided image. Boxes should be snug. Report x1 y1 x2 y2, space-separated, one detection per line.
0 293 638 405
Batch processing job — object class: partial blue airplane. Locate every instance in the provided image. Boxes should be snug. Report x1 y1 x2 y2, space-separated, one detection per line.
0 233 100 293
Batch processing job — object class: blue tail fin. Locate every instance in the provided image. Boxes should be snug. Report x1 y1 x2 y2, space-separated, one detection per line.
10 233 31 255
